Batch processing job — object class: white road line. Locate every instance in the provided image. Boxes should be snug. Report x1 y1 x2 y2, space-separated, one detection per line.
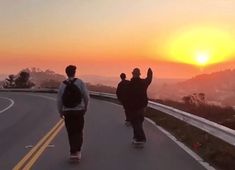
99 99 216 170
0 97 14 114
144 117 215 170
8 94 215 169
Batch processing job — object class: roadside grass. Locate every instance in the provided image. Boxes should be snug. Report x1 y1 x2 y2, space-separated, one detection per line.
91 95 235 170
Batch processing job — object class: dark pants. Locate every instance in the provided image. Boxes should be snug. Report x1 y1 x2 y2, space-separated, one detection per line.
130 108 146 142
123 104 131 121
64 110 85 154
124 107 131 121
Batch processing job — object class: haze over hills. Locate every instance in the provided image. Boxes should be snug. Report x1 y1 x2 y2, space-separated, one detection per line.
2 67 235 106
0 74 7 81
0 68 65 88
157 69 235 106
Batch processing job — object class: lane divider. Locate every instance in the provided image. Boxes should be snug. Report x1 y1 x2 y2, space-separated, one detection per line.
13 119 64 170
0 97 14 114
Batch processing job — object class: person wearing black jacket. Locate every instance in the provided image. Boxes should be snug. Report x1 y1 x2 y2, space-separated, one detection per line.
128 68 153 144
116 73 131 126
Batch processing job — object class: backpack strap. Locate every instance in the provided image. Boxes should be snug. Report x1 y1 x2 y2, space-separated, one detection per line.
63 78 77 85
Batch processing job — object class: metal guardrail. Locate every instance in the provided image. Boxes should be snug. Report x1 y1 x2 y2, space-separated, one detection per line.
1 89 235 146
0 88 58 93
148 101 235 147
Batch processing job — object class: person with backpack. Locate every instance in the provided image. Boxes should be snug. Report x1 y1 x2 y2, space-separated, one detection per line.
116 73 131 126
57 65 89 161
128 68 153 146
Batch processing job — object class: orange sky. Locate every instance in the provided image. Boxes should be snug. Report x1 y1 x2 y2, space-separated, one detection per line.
1 0 235 79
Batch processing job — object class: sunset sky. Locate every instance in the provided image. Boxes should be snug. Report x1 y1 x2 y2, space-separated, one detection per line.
1 0 235 79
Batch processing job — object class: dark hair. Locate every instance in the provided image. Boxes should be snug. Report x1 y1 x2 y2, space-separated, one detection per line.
120 73 126 80
65 65 76 77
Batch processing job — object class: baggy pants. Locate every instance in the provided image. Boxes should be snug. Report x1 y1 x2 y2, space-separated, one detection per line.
130 108 146 142
64 110 85 154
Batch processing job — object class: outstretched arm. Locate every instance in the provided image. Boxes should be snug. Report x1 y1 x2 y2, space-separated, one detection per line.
146 68 153 85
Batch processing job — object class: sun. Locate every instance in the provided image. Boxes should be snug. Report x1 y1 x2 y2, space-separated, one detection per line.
195 52 210 66
167 26 235 66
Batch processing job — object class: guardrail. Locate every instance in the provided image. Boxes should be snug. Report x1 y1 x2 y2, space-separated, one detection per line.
1 89 235 146
0 88 58 93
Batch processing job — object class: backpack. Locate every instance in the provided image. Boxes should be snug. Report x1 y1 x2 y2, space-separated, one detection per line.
62 78 82 108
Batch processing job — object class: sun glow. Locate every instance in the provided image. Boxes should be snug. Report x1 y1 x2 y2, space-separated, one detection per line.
195 52 210 66
167 27 235 66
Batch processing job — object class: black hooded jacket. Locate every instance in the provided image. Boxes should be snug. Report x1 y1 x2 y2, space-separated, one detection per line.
128 69 153 110
116 79 130 107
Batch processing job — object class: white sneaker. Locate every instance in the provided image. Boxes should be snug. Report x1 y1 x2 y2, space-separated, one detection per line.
132 139 145 145
70 151 81 161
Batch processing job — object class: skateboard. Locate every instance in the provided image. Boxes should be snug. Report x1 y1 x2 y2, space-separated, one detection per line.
132 142 144 148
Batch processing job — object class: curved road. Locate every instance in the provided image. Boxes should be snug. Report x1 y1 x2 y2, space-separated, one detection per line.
0 92 206 170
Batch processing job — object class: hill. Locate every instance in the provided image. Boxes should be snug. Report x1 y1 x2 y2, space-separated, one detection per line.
2 68 66 89
157 69 235 106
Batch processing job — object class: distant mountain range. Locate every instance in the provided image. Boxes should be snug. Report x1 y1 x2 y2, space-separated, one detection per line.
2 67 235 106
156 69 235 106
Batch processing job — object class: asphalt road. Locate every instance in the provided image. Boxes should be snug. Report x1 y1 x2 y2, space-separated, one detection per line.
0 92 206 170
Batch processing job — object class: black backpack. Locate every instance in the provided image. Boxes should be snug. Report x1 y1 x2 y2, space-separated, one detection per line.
62 78 82 108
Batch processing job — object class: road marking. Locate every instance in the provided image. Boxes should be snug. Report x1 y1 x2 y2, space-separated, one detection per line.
0 97 14 114
12 93 62 169
47 144 55 148
98 99 215 170
25 145 33 149
13 119 64 170
144 118 215 170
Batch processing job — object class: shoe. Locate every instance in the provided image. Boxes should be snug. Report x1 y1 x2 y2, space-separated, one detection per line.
70 151 81 161
125 121 131 127
132 139 145 148
132 139 145 145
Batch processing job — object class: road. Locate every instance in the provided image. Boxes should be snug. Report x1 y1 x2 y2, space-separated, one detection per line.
0 92 206 170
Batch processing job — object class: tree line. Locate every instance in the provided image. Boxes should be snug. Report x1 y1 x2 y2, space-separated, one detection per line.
3 71 35 88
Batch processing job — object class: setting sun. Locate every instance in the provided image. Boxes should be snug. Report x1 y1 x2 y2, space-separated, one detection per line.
195 52 210 66
167 27 235 67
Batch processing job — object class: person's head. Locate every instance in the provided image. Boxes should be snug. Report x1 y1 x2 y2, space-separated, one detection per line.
120 73 126 80
132 68 141 78
65 65 76 78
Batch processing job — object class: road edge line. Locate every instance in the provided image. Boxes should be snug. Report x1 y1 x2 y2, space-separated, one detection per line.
97 99 216 170
0 97 14 114
144 117 216 170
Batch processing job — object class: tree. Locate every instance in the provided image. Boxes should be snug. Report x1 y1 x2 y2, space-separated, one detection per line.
15 71 34 88
4 74 15 88
182 95 193 105
182 93 206 106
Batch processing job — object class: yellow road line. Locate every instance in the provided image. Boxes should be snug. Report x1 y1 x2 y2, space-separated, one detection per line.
13 119 64 170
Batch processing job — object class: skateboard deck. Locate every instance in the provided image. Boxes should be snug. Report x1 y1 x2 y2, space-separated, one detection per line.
132 142 144 148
